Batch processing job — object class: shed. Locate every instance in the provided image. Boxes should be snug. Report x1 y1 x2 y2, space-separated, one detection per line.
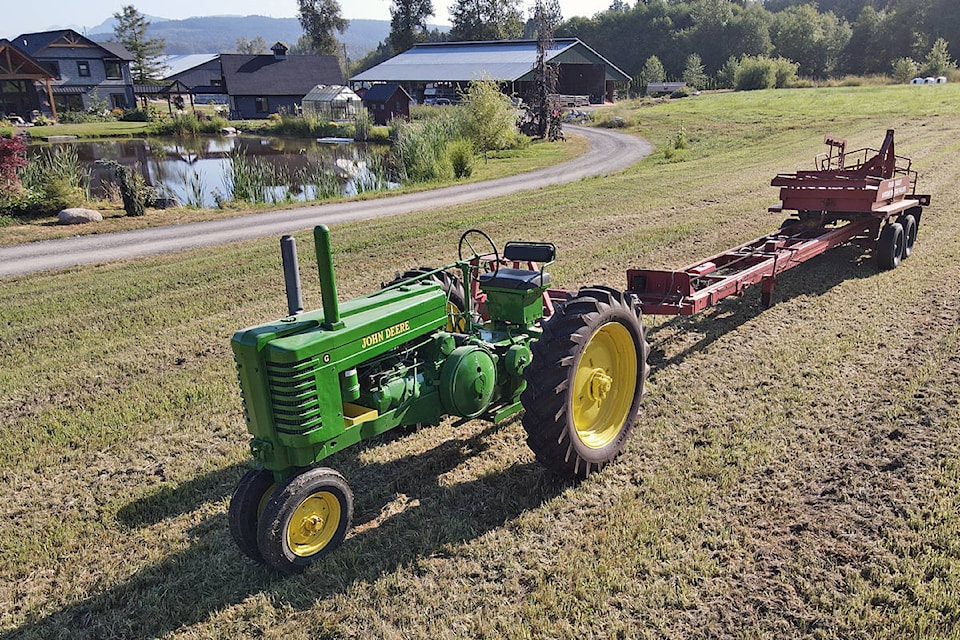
302 84 362 120
361 83 411 125
646 81 686 95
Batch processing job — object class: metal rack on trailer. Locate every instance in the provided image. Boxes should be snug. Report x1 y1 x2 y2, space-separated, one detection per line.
626 129 931 314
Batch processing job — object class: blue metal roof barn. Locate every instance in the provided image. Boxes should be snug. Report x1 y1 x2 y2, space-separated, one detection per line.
350 38 630 105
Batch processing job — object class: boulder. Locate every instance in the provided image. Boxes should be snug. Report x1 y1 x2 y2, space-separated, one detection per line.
58 208 103 225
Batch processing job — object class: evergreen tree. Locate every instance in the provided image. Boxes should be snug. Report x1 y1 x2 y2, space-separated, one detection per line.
640 56 666 90
682 53 708 89
921 37 956 76
297 0 348 56
113 5 166 84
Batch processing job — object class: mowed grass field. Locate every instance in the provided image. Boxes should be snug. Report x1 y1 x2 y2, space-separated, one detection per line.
2 83 959 639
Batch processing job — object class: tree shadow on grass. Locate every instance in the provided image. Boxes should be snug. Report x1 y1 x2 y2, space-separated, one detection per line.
645 246 878 376
5 422 571 639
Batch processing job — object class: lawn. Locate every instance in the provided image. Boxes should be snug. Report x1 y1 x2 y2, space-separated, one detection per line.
2 83 959 639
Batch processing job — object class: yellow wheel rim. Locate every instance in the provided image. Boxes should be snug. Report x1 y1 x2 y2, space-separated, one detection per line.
286 491 342 558
572 322 638 449
257 483 276 519
446 300 467 332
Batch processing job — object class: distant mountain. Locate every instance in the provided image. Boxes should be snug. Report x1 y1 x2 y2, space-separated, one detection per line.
82 14 171 36
86 15 444 60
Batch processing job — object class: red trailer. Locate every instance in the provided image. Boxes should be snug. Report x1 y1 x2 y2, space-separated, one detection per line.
626 129 930 314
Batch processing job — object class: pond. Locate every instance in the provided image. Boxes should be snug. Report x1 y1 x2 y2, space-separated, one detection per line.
28 135 395 208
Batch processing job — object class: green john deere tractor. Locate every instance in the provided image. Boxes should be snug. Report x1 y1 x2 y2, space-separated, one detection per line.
229 225 649 573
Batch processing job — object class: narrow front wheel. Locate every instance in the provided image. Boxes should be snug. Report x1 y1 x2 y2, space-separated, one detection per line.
257 467 353 574
228 468 275 563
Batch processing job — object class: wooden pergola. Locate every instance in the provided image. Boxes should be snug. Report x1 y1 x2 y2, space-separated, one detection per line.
134 80 196 114
0 39 57 122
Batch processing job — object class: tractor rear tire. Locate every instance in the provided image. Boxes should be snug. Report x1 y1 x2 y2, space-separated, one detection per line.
228 468 275 563
520 287 650 479
385 267 467 331
898 214 917 259
877 222 904 270
257 467 353 575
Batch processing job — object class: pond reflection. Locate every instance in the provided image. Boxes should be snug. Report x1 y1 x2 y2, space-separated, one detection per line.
29 136 395 208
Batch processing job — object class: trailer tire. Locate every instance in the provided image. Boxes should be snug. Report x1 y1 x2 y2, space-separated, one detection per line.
898 214 917 259
385 267 467 331
229 468 276 563
877 222 904 270
257 467 353 574
520 287 649 479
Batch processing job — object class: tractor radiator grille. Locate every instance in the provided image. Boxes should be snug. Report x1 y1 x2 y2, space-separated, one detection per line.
265 356 323 434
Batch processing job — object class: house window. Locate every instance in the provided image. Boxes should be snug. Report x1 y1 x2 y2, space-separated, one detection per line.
255 97 269 113
104 61 122 80
0 80 29 93
45 62 61 79
78 61 90 77
110 94 126 109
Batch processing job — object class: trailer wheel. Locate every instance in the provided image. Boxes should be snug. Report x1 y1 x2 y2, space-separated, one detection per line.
257 467 353 574
521 287 650 478
898 214 917 259
877 222 904 270
385 267 467 331
228 468 276 563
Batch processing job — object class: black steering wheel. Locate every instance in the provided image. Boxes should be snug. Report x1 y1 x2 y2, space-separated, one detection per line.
457 229 500 272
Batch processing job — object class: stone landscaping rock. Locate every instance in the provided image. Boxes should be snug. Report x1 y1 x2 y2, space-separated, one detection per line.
58 208 103 225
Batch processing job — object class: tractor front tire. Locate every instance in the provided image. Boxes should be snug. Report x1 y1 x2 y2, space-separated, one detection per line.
521 287 650 479
228 468 275 563
257 467 353 575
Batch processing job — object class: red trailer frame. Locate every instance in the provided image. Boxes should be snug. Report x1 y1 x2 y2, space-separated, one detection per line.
625 130 930 316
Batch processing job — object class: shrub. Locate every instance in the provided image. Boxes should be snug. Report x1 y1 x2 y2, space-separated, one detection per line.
391 119 453 183
461 77 520 154
353 109 373 142
98 160 149 216
40 177 85 212
892 57 919 84
735 57 777 91
448 139 475 178
120 109 152 122
773 58 800 88
0 135 27 195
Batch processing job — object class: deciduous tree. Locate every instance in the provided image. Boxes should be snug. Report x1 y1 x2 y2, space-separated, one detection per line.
449 0 523 41
297 0 348 56
388 0 434 54
235 36 268 54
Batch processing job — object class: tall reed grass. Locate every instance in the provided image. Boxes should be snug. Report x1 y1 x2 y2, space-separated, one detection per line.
21 144 89 196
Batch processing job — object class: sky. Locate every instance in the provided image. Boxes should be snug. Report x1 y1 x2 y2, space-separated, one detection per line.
5 0 615 38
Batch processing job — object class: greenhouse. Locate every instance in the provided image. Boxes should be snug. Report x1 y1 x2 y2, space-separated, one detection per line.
302 84 362 120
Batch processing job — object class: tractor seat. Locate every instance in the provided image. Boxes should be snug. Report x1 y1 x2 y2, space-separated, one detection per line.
479 268 550 291
478 241 555 292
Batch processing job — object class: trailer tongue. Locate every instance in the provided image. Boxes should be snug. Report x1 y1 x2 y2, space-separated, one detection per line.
627 129 930 314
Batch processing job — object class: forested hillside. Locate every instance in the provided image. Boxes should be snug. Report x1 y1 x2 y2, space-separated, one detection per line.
558 0 958 83
87 16 400 60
